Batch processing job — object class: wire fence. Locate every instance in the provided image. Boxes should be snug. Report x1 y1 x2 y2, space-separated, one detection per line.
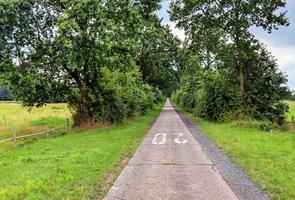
0 119 70 148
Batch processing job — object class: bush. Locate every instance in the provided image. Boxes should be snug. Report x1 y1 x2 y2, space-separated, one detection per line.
98 68 163 122
172 72 241 122
233 120 279 132
194 72 241 121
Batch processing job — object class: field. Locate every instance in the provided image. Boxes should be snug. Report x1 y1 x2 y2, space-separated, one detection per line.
286 100 295 122
186 101 295 199
0 102 71 141
0 103 163 199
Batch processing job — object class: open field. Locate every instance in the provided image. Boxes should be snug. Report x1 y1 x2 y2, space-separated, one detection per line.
0 104 163 199
286 100 295 122
0 102 71 141
186 113 295 199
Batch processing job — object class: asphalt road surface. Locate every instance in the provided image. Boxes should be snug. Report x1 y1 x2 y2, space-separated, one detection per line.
104 100 238 200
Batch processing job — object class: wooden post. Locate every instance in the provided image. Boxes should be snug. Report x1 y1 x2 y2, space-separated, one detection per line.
292 115 295 125
67 118 70 132
46 126 49 138
12 127 16 149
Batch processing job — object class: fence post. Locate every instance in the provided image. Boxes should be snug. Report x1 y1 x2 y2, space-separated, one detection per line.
67 118 70 132
12 127 16 149
292 115 295 125
46 126 49 138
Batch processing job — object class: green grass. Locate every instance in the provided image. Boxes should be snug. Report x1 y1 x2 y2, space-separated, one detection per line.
286 100 295 122
185 113 295 200
0 102 71 140
0 104 163 199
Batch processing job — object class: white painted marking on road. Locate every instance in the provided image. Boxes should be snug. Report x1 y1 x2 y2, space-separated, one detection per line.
174 133 188 144
152 133 167 145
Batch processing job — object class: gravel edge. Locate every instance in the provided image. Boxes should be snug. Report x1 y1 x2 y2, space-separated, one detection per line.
174 107 271 200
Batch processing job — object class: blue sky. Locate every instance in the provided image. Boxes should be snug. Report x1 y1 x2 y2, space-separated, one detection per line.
157 0 295 90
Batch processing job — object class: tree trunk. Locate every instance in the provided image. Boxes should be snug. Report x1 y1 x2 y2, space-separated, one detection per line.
73 86 93 127
239 64 245 93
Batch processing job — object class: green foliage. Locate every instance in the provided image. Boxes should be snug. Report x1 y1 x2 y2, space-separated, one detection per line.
286 91 295 101
170 0 289 124
98 68 161 123
194 72 241 121
233 120 279 132
242 42 289 124
0 87 12 101
172 71 241 121
0 0 168 126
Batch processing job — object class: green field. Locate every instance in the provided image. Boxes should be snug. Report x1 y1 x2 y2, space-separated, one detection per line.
0 102 71 141
286 100 295 122
185 102 295 199
0 103 162 199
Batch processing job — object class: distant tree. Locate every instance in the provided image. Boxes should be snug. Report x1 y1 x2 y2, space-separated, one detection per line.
0 87 12 101
286 90 295 101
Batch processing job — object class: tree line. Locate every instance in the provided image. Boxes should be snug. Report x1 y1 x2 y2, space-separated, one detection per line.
0 0 179 126
0 0 291 126
170 0 290 125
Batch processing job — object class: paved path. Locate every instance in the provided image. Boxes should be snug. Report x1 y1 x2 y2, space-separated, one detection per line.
104 101 238 200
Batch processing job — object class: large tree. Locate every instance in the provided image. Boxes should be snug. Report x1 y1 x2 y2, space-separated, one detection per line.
0 0 158 126
170 0 289 94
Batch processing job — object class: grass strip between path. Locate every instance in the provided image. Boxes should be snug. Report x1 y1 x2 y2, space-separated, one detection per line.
0 104 163 200
184 112 295 200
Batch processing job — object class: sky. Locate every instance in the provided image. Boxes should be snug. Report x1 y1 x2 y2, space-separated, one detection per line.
157 0 295 90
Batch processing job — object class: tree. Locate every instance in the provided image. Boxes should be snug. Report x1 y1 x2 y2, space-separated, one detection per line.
0 87 12 101
170 0 289 94
136 1 181 96
170 1 290 124
1 0 165 126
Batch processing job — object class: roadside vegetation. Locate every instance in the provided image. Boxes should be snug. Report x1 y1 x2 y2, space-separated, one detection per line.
185 102 295 199
0 104 163 199
0 0 176 127
170 1 294 199
0 0 294 199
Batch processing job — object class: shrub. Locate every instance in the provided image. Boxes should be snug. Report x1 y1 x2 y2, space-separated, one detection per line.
98 67 162 122
194 72 241 121
172 71 241 122
233 120 279 132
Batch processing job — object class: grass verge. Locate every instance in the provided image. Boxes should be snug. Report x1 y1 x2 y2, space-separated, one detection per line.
0 104 163 200
184 112 295 200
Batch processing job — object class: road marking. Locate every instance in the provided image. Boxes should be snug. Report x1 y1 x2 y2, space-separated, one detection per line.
152 133 167 145
174 133 188 144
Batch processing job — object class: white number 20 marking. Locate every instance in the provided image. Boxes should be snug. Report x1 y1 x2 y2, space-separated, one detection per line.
152 133 188 145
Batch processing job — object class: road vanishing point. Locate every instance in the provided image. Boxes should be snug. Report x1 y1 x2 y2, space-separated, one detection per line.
104 100 238 200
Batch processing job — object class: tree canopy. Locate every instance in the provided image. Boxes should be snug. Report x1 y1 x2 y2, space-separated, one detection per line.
0 0 180 126
0 0 291 126
170 0 290 124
